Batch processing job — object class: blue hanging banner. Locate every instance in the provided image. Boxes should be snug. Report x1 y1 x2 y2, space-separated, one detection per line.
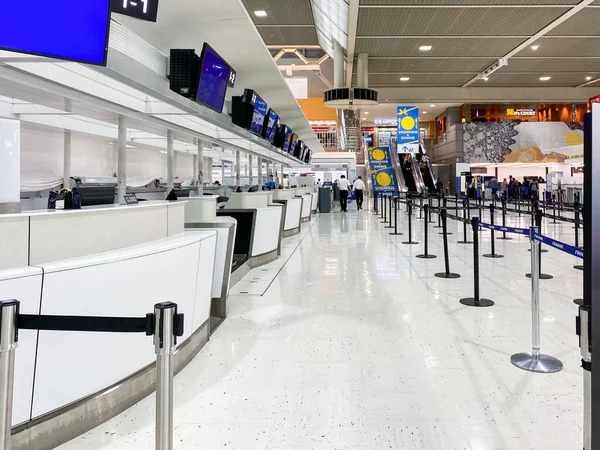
397 106 419 153
367 147 399 193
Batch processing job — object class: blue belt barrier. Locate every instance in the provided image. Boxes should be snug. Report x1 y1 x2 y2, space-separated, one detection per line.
532 232 584 259
478 222 529 235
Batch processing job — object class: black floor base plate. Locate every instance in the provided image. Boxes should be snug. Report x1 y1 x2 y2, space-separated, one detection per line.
483 254 504 258
497 237 513 240
526 273 554 279
389 232 403 235
460 298 495 307
574 265 584 271
402 241 419 245
416 254 437 259
435 272 461 279
457 241 473 245
574 298 584 306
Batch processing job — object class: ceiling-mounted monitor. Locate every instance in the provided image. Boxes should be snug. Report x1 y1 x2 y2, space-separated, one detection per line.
289 134 298 156
305 149 312 164
196 43 231 113
0 0 111 65
249 93 268 136
262 109 280 144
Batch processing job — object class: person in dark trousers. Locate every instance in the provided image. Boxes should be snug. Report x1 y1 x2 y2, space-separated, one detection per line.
353 176 366 210
338 175 351 212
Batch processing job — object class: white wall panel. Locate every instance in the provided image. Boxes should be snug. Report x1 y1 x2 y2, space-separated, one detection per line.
31 237 207 418
192 234 217 330
252 208 283 256
0 216 29 270
0 267 43 425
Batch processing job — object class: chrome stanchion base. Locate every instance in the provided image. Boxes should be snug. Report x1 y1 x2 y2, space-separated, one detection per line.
435 272 461 279
483 254 504 258
574 298 584 306
460 298 494 307
574 265 584 271
402 241 419 245
416 254 437 259
526 273 554 280
510 353 563 373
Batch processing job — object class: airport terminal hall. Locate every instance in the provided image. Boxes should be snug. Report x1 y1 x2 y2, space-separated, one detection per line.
3 0 600 449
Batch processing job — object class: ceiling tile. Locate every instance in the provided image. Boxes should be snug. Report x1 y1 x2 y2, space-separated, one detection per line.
473 72 595 86
357 7 569 36
367 73 474 86
241 0 314 25
258 26 319 45
516 37 600 57
356 37 526 57
504 57 600 73
547 7 600 35
368 58 494 72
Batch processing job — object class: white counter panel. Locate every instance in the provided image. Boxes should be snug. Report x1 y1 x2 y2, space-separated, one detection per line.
0 267 42 425
225 192 269 209
310 192 318 211
29 204 169 265
167 202 185 235
283 198 302 231
30 235 213 419
251 207 283 256
184 197 218 223
192 235 217 328
0 216 29 270
299 194 312 219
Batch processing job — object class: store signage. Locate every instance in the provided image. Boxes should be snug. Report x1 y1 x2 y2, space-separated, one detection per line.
111 0 159 22
397 106 419 153
374 118 397 125
124 194 139 205
590 94 600 110
367 147 399 193
506 108 536 117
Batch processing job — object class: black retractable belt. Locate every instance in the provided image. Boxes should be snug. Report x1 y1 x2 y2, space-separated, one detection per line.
460 217 494 307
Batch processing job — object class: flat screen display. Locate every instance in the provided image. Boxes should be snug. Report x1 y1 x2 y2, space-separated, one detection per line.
283 127 292 152
289 134 298 155
263 109 280 143
197 43 231 113
250 94 268 135
0 1 111 65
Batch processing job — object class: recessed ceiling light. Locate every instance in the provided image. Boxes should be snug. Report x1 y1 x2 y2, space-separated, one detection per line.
400 77 410 81
385 98 388 101
539 76 551 81
430 104 436 107
419 45 432 52
586 76 593 81
364 111 369 114
254 10 267 17
482 77 489 81
423 111 428 114
531 45 539 51
362 118 367 121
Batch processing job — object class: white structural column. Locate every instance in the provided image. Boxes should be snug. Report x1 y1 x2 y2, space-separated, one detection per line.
197 140 204 195
192 154 198 188
117 115 127 204
235 150 241 186
257 157 263 186
206 157 213 183
280 164 285 187
166 130 174 193
266 161 271 183
221 160 225 184
248 154 253 185
63 130 71 188
357 53 369 88
0 118 21 213
334 40 345 88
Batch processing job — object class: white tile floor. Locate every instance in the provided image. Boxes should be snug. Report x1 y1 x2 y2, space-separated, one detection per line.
57 201 584 450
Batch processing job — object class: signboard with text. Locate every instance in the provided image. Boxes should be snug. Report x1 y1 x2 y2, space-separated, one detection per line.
367 147 399 193
397 106 419 153
111 0 159 22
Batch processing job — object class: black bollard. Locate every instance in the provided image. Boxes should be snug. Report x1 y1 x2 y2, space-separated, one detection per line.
435 209 461 279
434 193 443 229
483 204 503 258
457 201 472 244
389 197 403 236
381 194 387 222
428 197 433 223
417 205 436 259
403 200 419 245
373 191 378 214
552 194 557 224
460 217 495 307
386 195 394 228
526 210 553 279
497 199 512 240
419 195 424 220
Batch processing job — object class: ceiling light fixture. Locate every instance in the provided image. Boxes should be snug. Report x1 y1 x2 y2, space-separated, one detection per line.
254 10 267 17
531 45 539 51
400 77 410 81
423 111 428 114
482 77 489 81
430 104 436 107
364 111 369 114
539 76 551 81
419 45 432 52
586 76 593 81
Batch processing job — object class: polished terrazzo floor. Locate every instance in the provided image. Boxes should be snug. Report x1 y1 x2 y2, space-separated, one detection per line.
58 199 584 449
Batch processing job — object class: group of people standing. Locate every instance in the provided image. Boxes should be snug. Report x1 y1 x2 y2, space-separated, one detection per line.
495 175 545 200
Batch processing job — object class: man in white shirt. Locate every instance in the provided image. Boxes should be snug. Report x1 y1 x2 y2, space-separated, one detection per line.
353 176 366 210
338 175 351 212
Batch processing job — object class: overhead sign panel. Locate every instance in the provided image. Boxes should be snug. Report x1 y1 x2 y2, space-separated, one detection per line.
397 106 419 153
367 147 399 193
111 0 159 22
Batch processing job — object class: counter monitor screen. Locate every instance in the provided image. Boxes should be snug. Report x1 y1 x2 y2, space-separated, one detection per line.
0 0 111 65
282 126 293 152
289 134 298 155
249 94 268 136
196 43 231 113
263 109 280 143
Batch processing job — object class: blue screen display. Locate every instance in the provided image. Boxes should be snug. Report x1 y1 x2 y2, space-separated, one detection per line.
197 44 231 113
289 135 297 155
0 0 111 65
283 128 292 152
265 110 279 143
250 95 268 135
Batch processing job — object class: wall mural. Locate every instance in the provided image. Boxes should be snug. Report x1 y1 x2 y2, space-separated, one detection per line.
463 122 584 163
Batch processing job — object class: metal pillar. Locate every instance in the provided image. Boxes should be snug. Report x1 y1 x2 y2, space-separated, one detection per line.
281 164 285 187
63 130 71 188
154 303 176 450
197 140 204 195
357 53 369 88
266 161 271 183
117 115 127 204
166 130 174 193
235 150 241 186
248 154 253 186
206 157 213 183
258 157 263 186
333 40 344 88
0 300 18 449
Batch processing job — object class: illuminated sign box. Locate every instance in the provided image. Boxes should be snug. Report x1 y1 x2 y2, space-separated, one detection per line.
507 108 536 117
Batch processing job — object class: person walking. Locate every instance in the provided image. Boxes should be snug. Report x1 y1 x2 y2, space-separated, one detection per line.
353 176 366 210
338 175 352 212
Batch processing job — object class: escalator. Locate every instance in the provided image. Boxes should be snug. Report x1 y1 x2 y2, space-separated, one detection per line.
398 153 420 193
419 159 437 192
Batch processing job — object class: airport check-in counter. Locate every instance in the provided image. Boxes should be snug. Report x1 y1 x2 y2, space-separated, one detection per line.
294 188 314 222
183 196 237 328
273 189 303 237
0 202 218 450
217 192 283 282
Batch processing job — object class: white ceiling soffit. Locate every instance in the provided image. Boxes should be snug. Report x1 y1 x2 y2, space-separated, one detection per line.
310 0 350 57
114 0 323 152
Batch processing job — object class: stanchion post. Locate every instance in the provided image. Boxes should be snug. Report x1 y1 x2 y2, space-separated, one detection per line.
435 209 460 279
417 205 436 259
578 305 591 450
386 195 394 228
484 204 503 258
373 191 378 214
511 229 563 373
552 194 557 224
435 193 443 228
498 199 512 240
574 201 584 270
428 197 433 222
381 194 387 223
419 196 423 219
460 218 494 307
154 302 178 450
390 197 403 236
0 300 18 450
526 210 553 279
403 200 418 245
